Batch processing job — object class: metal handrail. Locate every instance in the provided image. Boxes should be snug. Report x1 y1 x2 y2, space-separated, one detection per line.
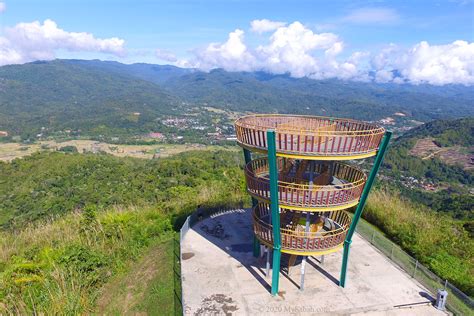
252 204 351 252
245 158 366 209
235 116 385 157
235 114 385 136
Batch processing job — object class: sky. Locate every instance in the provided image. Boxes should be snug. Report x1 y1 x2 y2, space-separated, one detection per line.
0 0 473 85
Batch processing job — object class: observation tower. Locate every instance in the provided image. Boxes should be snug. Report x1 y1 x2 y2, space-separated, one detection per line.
235 114 391 295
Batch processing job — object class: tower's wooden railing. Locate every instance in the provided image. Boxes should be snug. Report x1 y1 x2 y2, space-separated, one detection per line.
245 158 367 210
253 204 351 254
235 114 385 158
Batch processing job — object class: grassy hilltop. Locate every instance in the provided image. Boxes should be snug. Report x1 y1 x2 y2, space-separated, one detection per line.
0 148 472 313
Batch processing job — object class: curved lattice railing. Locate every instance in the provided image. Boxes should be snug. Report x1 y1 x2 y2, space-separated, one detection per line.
253 203 351 255
245 158 366 211
235 114 385 158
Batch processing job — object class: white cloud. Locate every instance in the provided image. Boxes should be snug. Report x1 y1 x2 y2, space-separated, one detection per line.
155 48 177 62
250 19 286 34
189 21 362 80
255 22 345 78
342 7 400 24
373 40 474 85
0 19 125 66
186 20 474 85
192 29 256 72
0 2 5 13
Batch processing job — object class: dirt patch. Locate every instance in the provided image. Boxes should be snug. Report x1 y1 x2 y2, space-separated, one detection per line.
194 294 238 316
437 146 473 170
182 252 195 260
409 138 473 170
0 141 237 162
409 138 442 159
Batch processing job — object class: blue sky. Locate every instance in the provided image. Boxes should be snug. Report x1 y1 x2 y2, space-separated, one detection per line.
1 0 473 84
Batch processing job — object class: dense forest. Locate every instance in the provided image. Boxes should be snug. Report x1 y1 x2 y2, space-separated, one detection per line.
0 151 245 229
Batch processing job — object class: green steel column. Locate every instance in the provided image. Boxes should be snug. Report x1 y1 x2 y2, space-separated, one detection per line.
340 131 392 287
244 148 260 258
267 130 281 296
243 148 258 208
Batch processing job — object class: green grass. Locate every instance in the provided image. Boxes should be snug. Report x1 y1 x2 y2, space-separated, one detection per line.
96 238 175 315
0 206 175 314
363 189 474 296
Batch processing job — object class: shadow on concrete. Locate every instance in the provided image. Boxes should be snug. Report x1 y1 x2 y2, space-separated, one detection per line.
190 208 339 294
307 257 340 286
419 291 435 304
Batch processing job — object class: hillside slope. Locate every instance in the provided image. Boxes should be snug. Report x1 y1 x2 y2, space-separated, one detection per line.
382 117 473 219
0 151 472 315
0 60 181 138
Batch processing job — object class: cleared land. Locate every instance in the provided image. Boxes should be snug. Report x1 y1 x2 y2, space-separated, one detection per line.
0 140 237 161
409 138 473 170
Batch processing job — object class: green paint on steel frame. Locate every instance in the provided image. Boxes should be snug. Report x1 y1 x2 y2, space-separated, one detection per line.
267 130 281 296
243 148 258 208
340 131 392 288
243 148 261 258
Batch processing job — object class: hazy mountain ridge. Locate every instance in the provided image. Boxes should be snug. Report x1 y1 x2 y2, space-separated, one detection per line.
0 59 473 138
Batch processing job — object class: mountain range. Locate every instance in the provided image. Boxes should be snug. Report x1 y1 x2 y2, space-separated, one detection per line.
0 59 473 138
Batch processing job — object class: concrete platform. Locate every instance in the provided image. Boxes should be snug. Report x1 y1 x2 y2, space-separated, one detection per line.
181 209 447 315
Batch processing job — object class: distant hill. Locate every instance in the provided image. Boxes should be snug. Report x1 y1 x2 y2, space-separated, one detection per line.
398 117 474 147
382 117 473 220
0 59 473 139
63 59 193 84
163 69 474 121
0 60 181 138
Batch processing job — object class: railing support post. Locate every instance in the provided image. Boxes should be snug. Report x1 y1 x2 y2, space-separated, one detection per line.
244 148 260 258
413 260 418 278
267 130 281 296
339 132 392 288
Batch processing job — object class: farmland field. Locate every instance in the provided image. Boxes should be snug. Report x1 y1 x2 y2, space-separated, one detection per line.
0 140 238 161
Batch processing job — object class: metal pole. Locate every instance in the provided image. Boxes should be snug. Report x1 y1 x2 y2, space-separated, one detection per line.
243 148 258 208
244 148 261 258
267 130 281 296
340 132 392 288
320 255 325 265
413 260 418 278
300 257 306 291
301 161 314 291
266 246 271 278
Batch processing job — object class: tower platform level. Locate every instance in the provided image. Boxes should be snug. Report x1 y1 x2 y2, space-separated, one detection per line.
235 114 385 160
235 114 390 294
